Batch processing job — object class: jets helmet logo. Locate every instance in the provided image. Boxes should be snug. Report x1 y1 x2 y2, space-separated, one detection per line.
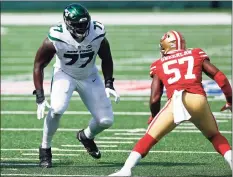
64 9 75 19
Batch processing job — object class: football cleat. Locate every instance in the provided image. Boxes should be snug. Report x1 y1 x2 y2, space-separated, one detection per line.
77 129 101 159
39 146 52 168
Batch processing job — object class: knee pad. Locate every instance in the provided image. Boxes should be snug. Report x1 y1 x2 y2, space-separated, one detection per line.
51 104 66 115
98 117 114 128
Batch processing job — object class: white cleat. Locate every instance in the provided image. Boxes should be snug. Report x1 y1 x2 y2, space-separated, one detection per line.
108 169 132 176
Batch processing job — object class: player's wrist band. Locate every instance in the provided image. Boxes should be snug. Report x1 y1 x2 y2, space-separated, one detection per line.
33 89 45 104
105 78 115 89
105 77 114 84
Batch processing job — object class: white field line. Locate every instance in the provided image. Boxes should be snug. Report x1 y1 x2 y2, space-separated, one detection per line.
94 141 134 144
0 111 150 116
1 149 217 154
23 154 80 156
0 148 217 154
114 130 232 136
215 120 229 123
0 126 231 133
1 158 60 161
0 128 146 132
1 111 231 118
1 163 38 166
0 96 227 102
3 169 18 171
62 145 117 148
0 174 105 177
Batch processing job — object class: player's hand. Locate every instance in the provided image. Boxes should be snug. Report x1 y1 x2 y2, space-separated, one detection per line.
33 89 51 119
147 116 154 125
220 102 232 112
105 78 120 103
37 100 51 119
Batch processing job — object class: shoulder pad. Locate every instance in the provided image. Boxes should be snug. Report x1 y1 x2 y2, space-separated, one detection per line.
91 20 105 35
89 20 106 42
48 23 68 44
192 48 209 60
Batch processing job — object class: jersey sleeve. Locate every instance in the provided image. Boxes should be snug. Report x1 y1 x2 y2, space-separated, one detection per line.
193 48 210 62
149 60 158 78
91 21 106 42
47 23 67 51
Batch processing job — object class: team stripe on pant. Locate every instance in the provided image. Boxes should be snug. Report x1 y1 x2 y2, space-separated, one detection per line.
146 99 172 133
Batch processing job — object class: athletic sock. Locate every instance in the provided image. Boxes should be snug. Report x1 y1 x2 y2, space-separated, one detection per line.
133 133 158 158
209 133 231 156
224 150 232 169
120 133 158 171
121 151 142 171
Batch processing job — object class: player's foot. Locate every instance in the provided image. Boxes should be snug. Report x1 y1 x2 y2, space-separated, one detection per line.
108 168 132 176
39 146 52 168
77 129 101 159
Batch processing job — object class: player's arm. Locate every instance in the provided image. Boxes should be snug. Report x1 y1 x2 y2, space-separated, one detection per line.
33 37 56 104
98 37 114 84
202 59 232 111
148 75 164 124
98 37 120 103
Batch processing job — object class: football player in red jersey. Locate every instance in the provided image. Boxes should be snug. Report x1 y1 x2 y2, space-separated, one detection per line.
109 30 232 176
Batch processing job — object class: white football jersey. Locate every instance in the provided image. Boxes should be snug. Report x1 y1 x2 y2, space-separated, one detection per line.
48 20 106 79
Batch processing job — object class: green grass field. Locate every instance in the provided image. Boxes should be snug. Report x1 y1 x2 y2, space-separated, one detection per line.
1 24 232 176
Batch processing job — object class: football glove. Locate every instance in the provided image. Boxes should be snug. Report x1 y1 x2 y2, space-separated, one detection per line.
147 115 154 125
105 78 120 103
220 102 232 112
33 90 51 119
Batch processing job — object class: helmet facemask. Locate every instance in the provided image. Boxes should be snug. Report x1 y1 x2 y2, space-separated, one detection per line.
64 18 90 40
159 31 186 57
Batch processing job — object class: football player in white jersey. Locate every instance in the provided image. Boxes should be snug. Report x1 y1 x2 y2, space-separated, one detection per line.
33 3 120 168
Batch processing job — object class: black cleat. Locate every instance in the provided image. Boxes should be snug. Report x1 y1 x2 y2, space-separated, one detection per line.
39 146 52 168
77 129 101 159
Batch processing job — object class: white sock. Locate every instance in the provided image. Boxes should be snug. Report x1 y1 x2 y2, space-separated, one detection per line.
84 117 112 139
121 151 142 171
84 126 95 139
224 150 232 169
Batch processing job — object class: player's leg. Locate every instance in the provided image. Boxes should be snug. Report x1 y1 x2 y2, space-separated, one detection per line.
39 68 76 167
184 92 232 169
109 99 177 176
76 72 113 159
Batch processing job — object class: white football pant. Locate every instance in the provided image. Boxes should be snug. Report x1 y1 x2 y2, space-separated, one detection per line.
41 68 113 148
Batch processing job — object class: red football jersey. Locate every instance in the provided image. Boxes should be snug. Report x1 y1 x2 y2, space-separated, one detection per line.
150 48 209 99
